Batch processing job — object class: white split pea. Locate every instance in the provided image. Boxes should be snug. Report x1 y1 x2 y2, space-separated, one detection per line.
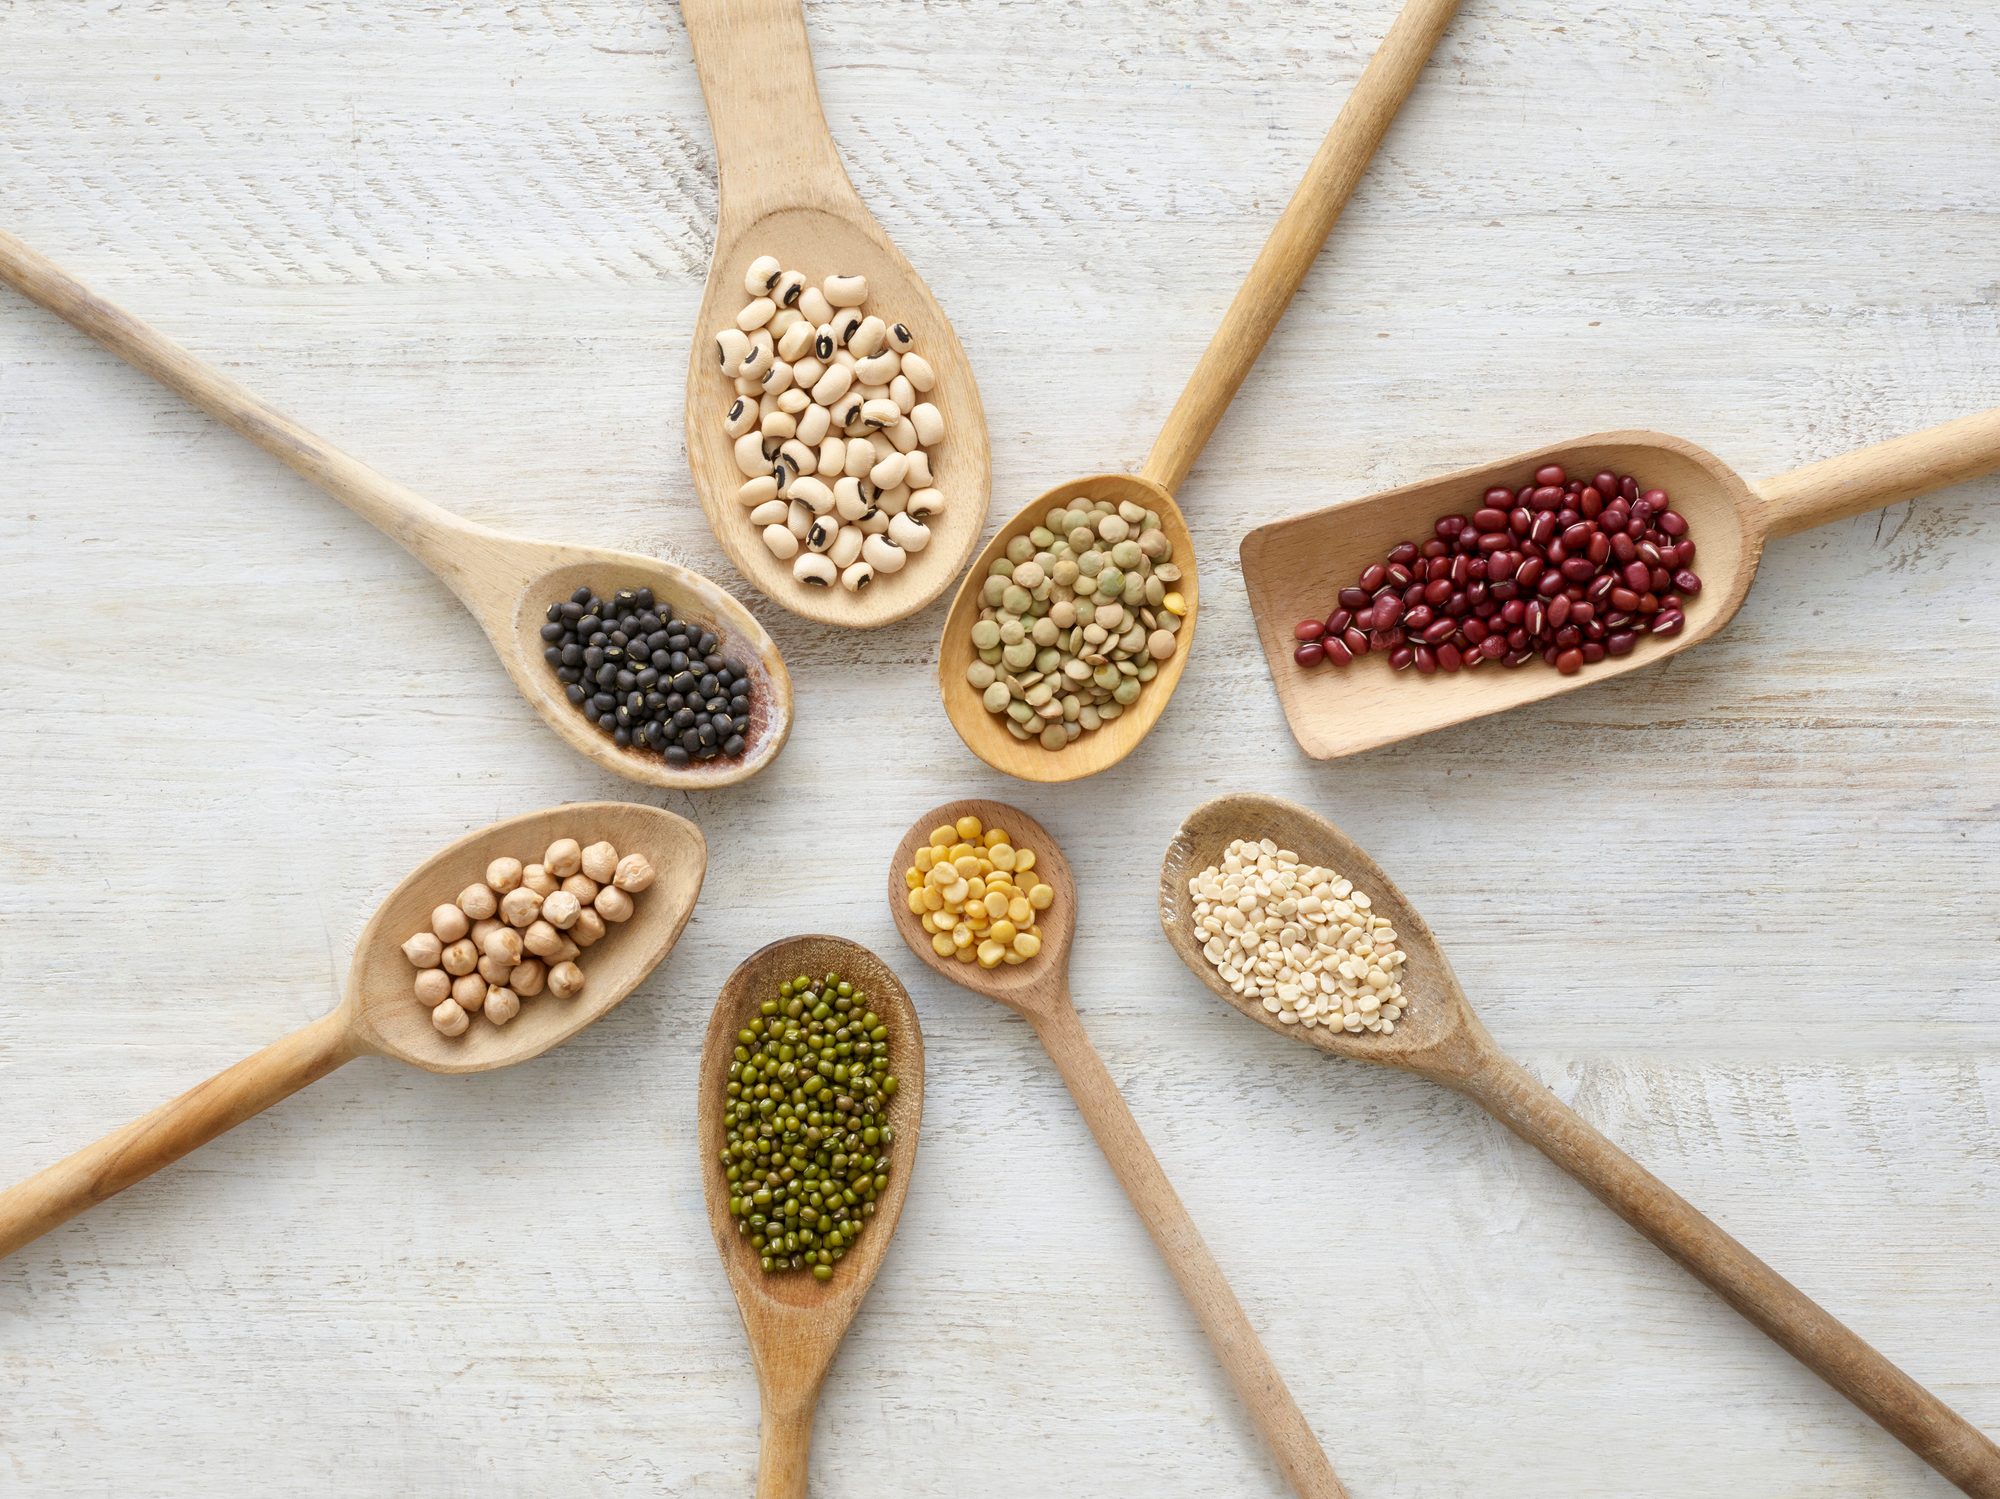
715 262 947 596
1187 839 1408 1034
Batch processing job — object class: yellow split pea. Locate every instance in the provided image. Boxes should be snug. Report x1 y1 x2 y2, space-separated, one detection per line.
904 813 1055 969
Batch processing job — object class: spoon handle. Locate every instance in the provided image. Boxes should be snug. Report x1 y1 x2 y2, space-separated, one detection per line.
0 228 480 569
1456 1047 2000 1497
681 0 849 227
1756 404 2000 540
0 1011 356 1261
753 1391 815 1499
1140 0 1461 497
1029 998 1347 1499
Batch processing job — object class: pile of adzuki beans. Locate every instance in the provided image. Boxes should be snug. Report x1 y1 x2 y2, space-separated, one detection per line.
1294 465 1700 676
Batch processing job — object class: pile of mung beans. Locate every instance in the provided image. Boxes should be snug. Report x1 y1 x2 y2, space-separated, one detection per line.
903 813 1054 967
965 500 1186 750
1294 465 1699 677
716 259 946 597
722 971 900 1279
401 836 656 1036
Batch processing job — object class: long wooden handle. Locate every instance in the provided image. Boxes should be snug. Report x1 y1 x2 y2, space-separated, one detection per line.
754 1393 816 1499
1140 0 1461 496
1030 998 1346 1499
1455 1047 2000 1497
680 0 848 226
1756 405 2000 539
0 1011 357 1261
0 227 477 566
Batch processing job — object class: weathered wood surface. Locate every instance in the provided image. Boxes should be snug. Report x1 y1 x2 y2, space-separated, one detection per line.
1 2 1995 1494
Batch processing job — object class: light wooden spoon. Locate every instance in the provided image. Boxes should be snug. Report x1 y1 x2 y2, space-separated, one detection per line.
1241 410 2000 760
697 935 925 1499
887 799 1348 1498
0 802 706 1262
1161 792 2000 1499
936 0 1462 783
680 0 991 629
0 228 792 789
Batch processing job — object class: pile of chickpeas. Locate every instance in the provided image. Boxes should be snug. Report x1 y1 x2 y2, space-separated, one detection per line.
400 837 657 1036
903 813 1054 968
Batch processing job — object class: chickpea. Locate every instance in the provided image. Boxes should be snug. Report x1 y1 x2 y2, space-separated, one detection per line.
509 958 547 998
560 873 599 905
413 968 451 1005
439 937 479 977
580 841 619 884
613 853 657 892
500 886 543 929
541 890 582 930
547 961 585 1000
431 998 470 1037
543 839 583 879
470 917 502 949
570 908 606 948
485 856 524 894
450 973 487 1010
457 883 498 921
482 986 521 1026
401 931 443 969
521 863 559 899
477 954 514 986
545 937 580 966
594 885 634 924
431 903 470 942
523 920 565 959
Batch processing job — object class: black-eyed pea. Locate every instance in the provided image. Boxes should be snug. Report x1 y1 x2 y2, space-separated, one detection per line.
734 431 773 478
744 255 782 296
580 841 618 884
749 498 790 528
901 352 935 392
715 327 751 375
809 362 853 406
777 386 811 416
738 476 779 511
483 987 521 1026
431 998 470 1037
786 499 813 538
736 296 775 331
833 393 866 430
806 515 842 554
548 961 586 1000
870 451 908 491
723 397 756 438
862 534 908 574
855 350 899 385
876 484 910 516
860 398 900 429
774 268 807 309
500 885 544 928
402 931 444 969
613 853 656 892
797 403 831 447
890 374 916 413
769 307 803 338
542 890 582 930
759 408 797 441
841 439 874 479
887 513 931 553
414 968 451 1006
817 436 846 477
762 523 799 560
779 438 817 479
907 487 943 521
739 329 774 380
888 320 914 352
570 908 606 948
594 885 635 923
510 957 547 998
798 285 833 324
832 477 869 522
431 903 470 943
886 416 919 453
857 506 889 536
791 475 834 516
910 402 946 447
847 315 886 357
735 375 762 397
830 306 865 344
829 525 865 570
776 319 815 362
483 925 525 967
451 973 487 1011
841 559 875 592
523 919 566 959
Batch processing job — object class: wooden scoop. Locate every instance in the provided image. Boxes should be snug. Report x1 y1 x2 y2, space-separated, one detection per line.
697 935 925 1499
680 0 991 629
1161 792 2000 1498
1243 411 2000 759
0 802 706 1262
888 799 1348 1498
0 228 791 789
936 0 1462 783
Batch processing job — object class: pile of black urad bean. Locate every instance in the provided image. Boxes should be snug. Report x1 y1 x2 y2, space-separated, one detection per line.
539 586 752 765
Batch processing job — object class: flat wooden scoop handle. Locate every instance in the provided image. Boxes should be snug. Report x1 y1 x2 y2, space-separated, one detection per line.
0 1011 356 1261
1140 0 1461 496
1454 1047 2000 1497
754 1394 816 1499
1030 997 1347 1499
1757 405 2000 539
0 227 476 569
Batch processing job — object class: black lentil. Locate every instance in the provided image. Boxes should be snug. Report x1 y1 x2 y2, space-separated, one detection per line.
541 586 752 765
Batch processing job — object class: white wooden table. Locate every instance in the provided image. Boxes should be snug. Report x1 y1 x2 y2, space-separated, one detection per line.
3 3 1996 1494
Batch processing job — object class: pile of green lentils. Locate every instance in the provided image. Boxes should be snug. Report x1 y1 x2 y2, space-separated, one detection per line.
722 971 900 1279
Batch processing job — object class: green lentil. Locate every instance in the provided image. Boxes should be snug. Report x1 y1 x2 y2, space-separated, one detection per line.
723 971 898 1278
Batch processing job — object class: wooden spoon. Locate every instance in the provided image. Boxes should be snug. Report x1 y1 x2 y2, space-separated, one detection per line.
1242 411 2000 759
936 0 1462 783
1161 792 2000 1498
680 0 991 629
887 799 1348 1498
0 802 706 1261
697 935 925 1499
0 228 792 788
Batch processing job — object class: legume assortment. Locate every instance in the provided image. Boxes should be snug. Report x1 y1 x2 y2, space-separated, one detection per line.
401 836 658 1035
1188 838 1408 1033
722 970 900 1279
539 586 753 765
1293 465 1700 677
964 501 1186 750
903 813 1054 967
716 259 948 596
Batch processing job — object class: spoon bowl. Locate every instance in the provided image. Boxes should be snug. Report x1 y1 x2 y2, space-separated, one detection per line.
1161 792 2000 1496
681 0 990 629
0 228 794 789
1244 409 2000 761
697 935 924 1496
0 801 707 1259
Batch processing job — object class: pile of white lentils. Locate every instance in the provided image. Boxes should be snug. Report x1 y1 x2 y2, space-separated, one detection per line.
714 258 946 596
1187 838 1409 1033
400 836 656 1036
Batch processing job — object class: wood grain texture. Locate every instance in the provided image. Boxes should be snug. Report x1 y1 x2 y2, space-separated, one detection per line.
1 1 1997 1496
